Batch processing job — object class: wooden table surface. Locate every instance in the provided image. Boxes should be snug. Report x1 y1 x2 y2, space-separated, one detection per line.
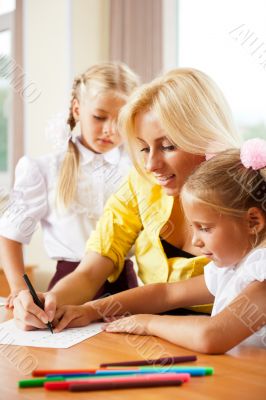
0 308 265 400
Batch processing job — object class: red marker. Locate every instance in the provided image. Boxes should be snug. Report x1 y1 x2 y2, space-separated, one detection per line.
45 373 187 391
33 369 97 377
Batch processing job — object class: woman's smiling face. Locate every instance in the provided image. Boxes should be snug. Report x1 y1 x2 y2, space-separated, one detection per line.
135 110 205 196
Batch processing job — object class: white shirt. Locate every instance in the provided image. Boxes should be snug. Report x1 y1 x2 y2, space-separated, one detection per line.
204 248 266 348
0 138 131 261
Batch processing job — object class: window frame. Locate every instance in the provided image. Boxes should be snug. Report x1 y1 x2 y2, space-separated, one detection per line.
0 1 24 189
0 11 13 187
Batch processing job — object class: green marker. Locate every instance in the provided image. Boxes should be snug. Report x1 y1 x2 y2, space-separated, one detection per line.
18 376 65 388
18 374 138 388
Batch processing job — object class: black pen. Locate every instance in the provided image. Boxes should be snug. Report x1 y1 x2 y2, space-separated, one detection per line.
23 273 53 334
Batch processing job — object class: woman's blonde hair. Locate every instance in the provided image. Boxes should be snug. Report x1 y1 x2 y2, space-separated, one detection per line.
57 62 140 208
119 68 241 176
181 149 266 245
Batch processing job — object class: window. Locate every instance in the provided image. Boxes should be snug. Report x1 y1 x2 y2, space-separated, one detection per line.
0 0 15 14
165 0 266 140
0 1 24 191
0 29 11 174
0 0 15 187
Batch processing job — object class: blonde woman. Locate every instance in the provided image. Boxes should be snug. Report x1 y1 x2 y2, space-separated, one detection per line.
0 62 140 308
12 68 242 331
56 139 266 353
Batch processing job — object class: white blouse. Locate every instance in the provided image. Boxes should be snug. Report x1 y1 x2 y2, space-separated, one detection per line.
0 138 131 261
204 248 266 348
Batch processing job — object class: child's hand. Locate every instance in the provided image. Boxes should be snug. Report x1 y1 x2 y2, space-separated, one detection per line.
103 314 155 336
6 289 24 309
13 290 56 331
53 304 92 332
103 315 125 322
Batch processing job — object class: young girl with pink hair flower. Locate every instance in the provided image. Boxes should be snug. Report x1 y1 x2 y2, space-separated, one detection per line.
54 138 266 353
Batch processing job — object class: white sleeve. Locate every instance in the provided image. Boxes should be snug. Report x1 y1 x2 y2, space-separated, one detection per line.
242 248 266 284
0 156 48 244
204 261 219 296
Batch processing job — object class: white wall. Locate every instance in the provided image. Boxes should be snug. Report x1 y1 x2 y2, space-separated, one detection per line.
23 0 109 290
72 0 110 75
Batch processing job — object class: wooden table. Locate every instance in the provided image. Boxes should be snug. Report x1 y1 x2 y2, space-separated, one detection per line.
0 309 265 400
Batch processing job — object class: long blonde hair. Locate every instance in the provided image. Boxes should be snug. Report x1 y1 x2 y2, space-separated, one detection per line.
181 149 266 244
57 62 140 208
119 68 241 177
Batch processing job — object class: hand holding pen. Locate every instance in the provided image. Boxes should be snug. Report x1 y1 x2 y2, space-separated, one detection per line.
21 274 54 333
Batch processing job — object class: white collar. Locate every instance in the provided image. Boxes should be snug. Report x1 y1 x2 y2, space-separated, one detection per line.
74 137 121 166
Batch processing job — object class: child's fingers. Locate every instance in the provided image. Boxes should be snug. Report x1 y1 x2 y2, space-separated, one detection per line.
103 315 124 322
53 306 66 322
54 307 90 333
13 290 49 327
52 317 59 327
15 317 45 331
43 292 57 322
52 306 68 329
53 311 74 333
104 317 132 333
13 297 47 330
6 290 23 309
104 315 144 334
5 294 13 309
104 322 126 333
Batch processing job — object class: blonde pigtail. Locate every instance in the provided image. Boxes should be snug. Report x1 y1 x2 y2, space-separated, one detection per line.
56 76 82 209
56 140 80 209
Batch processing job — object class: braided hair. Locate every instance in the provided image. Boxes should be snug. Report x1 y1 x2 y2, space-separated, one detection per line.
57 62 139 208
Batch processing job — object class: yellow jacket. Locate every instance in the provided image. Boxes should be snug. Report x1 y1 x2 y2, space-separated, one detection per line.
86 168 211 313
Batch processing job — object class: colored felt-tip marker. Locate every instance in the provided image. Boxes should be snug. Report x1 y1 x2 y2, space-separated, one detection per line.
100 355 197 367
44 373 184 391
33 369 97 377
19 375 132 388
64 373 190 383
18 377 65 388
46 367 207 378
140 366 214 376
45 372 191 381
23 273 53 334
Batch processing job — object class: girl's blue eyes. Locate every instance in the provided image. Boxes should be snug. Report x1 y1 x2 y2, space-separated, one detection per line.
140 145 176 153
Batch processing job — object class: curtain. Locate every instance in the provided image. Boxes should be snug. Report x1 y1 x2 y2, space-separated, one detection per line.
109 0 163 83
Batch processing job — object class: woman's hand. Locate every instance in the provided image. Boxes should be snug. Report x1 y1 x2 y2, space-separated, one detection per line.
53 304 94 332
103 314 156 336
13 290 56 331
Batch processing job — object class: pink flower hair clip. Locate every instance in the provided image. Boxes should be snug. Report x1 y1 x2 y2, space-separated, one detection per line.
240 138 266 170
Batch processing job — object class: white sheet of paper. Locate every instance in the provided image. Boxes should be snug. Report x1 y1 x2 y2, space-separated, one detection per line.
0 319 103 348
